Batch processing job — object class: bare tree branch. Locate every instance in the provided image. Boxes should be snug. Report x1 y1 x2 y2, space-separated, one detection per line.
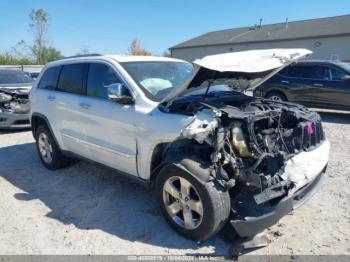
127 38 152 56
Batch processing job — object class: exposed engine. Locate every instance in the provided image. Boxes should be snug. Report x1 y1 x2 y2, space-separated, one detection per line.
0 89 30 114
166 93 325 205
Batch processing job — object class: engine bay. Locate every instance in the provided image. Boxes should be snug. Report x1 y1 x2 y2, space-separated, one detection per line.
165 92 325 206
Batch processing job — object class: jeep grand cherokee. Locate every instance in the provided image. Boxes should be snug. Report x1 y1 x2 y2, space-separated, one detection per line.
30 49 329 241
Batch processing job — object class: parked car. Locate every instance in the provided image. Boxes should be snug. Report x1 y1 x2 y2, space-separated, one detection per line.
0 69 33 129
30 49 329 241
253 60 350 110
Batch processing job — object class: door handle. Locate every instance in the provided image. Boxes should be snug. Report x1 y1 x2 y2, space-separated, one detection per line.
313 83 323 87
79 102 91 109
281 80 289 84
47 95 56 101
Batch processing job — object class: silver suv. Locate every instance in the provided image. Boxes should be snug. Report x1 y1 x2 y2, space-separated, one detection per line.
30 50 329 241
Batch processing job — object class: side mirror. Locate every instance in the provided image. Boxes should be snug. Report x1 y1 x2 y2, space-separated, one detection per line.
107 83 133 104
342 75 350 82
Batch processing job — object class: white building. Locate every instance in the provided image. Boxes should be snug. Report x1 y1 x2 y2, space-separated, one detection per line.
170 15 350 62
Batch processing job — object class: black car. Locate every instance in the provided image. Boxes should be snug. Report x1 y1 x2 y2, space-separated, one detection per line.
253 60 350 110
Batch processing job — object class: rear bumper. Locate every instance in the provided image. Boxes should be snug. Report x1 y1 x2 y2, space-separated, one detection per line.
231 140 329 237
0 111 30 129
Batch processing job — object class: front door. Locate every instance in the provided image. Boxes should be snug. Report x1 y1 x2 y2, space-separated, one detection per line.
77 62 138 176
311 65 350 109
283 65 319 104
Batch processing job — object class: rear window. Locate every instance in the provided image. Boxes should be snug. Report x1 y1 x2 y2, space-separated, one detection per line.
58 64 88 95
313 66 331 80
38 66 61 90
288 66 314 79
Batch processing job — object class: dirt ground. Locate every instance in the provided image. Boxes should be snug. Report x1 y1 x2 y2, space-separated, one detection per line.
0 110 349 256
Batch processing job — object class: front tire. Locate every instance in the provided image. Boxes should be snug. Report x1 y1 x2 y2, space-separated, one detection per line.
266 92 287 102
155 166 231 241
35 125 71 169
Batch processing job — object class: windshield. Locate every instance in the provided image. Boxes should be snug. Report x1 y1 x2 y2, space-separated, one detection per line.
0 70 33 85
121 61 194 102
338 62 350 73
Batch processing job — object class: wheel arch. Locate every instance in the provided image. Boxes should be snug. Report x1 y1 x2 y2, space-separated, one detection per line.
31 113 57 145
150 147 212 189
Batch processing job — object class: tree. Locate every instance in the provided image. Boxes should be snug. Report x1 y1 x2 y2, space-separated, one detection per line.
76 47 90 56
29 9 49 64
162 51 171 57
0 8 61 65
127 38 152 56
0 52 32 65
41 47 62 62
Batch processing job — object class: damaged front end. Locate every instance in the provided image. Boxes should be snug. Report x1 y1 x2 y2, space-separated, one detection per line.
170 96 328 237
0 87 31 129
159 49 329 237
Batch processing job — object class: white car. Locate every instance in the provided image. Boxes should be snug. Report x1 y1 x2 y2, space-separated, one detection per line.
30 50 329 241
0 69 33 129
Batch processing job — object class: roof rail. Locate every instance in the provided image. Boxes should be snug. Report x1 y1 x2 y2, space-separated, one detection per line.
57 54 102 61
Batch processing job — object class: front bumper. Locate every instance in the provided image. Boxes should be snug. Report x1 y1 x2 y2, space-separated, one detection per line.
231 140 330 237
0 111 30 129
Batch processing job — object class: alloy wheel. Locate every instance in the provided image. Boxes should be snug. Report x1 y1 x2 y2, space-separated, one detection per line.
162 176 204 230
38 132 53 164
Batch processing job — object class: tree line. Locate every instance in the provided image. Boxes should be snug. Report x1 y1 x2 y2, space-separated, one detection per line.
0 9 165 66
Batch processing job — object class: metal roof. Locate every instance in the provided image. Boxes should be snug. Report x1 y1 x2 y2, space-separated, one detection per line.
170 14 350 50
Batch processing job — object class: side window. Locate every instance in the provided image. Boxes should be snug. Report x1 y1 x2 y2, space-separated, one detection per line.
330 67 345 81
38 66 61 90
288 66 314 79
314 66 331 80
57 63 88 94
87 63 123 99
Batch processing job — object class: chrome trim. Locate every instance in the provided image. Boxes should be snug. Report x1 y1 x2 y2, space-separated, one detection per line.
61 133 132 158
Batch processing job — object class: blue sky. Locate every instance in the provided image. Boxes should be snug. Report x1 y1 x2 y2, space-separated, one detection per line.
0 0 349 56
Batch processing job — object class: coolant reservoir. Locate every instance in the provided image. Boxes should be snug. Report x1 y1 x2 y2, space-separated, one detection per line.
231 121 253 157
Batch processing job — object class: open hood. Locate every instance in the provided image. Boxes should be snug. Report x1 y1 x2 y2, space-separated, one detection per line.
161 48 312 105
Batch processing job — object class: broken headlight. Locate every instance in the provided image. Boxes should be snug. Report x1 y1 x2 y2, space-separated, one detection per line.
0 93 12 103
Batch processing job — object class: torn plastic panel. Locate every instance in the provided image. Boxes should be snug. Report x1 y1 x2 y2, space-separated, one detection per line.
180 110 218 144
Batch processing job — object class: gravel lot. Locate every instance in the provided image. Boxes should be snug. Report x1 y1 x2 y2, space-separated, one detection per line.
0 110 349 256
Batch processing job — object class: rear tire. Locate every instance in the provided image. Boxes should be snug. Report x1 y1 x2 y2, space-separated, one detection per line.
155 166 231 241
35 125 72 169
266 92 287 102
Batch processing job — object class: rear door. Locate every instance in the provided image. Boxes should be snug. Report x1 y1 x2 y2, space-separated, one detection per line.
33 65 61 136
77 62 137 175
55 63 91 157
283 65 317 104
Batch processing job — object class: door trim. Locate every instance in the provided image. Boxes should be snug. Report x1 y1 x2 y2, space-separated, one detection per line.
61 133 132 158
